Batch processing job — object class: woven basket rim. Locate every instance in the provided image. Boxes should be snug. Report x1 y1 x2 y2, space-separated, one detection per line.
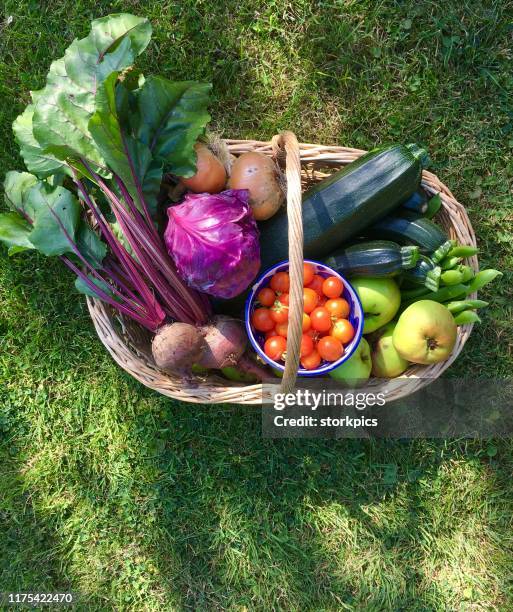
87 137 477 404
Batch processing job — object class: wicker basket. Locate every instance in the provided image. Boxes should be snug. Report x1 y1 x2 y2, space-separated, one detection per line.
86 132 478 404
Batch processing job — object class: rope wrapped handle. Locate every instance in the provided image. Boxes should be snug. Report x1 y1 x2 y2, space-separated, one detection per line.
271 132 304 393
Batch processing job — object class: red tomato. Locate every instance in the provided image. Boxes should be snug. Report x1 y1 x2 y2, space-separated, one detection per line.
307 274 325 296
300 333 314 358
275 322 288 337
317 336 343 361
270 302 288 324
310 307 332 332
302 313 311 332
331 318 355 344
322 276 344 299
301 349 321 370
278 293 289 306
257 287 276 307
303 288 318 314
325 298 350 319
306 328 320 342
252 308 275 332
303 262 315 286
270 271 290 293
264 335 287 361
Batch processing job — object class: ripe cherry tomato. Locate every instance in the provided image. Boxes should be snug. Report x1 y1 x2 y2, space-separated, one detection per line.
303 262 315 286
252 307 275 332
270 271 290 293
264 335 287 361
275 321 288 337
300 333 314 358
301 349 321 370
278 293 289 306
270 302 288 324
325 298 350 319
322 276 344 299
302 313 311 332
310 307 332 332
257 287 276 307
303 288 318 313
331 318 355 344
317 336 343 362
307 274 325 296
306 328 320 342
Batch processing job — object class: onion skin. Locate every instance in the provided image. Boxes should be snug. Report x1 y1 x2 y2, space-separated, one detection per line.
180 143 227 194
152 322 205 371
198 316 247 369
228 152 284 220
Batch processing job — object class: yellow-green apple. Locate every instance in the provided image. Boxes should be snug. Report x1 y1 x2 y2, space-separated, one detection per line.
393 300 457 364
329 337 371 383
369 321 409 377
351 277 401 334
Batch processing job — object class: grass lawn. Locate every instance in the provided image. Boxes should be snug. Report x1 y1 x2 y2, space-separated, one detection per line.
1 0 512 609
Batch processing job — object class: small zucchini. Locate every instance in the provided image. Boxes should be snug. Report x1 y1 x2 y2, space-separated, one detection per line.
367 212 455 263
324 240 419 278
401 255 441 292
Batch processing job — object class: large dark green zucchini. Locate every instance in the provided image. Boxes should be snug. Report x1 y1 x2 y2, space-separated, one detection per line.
258 143 429 271
324 240 419 278
366 212 454 263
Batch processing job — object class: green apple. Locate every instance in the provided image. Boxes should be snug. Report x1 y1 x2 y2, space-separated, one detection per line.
370 321 409 378
221 366 257 383
351 277 401 334
329 337 371 384
393 300 457 364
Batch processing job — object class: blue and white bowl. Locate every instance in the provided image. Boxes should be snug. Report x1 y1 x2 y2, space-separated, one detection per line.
245 260 364 376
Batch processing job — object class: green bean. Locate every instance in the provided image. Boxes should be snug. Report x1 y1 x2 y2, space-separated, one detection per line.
441 269 464 285
400 286 431 300
446 299 489 314
425 193 442 219
448 245 479 257
454 310 481 325
466 269 502 294
401 284 468 309
459 264 474 283
440 256 462 270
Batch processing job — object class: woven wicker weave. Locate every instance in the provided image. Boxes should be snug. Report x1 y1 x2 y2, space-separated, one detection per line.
86 133 478 404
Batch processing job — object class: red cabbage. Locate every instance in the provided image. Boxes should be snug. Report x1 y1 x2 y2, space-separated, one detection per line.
164 189 260 299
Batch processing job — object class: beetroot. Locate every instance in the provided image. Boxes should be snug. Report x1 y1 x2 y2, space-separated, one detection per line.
152 322 204 371
198 316 246 369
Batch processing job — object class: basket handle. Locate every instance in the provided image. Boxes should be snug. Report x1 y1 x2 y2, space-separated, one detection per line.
271 131 304 393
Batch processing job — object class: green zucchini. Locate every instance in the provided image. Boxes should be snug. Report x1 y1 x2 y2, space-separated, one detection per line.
401 255 441 291
401 190 428 214
366 212 454 263
323 240 419 278
258 143 429 270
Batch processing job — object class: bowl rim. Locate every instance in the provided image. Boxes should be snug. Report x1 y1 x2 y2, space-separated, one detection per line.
245 259 365 376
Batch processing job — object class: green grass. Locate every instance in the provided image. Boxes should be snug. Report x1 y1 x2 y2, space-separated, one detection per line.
1 0 513 609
